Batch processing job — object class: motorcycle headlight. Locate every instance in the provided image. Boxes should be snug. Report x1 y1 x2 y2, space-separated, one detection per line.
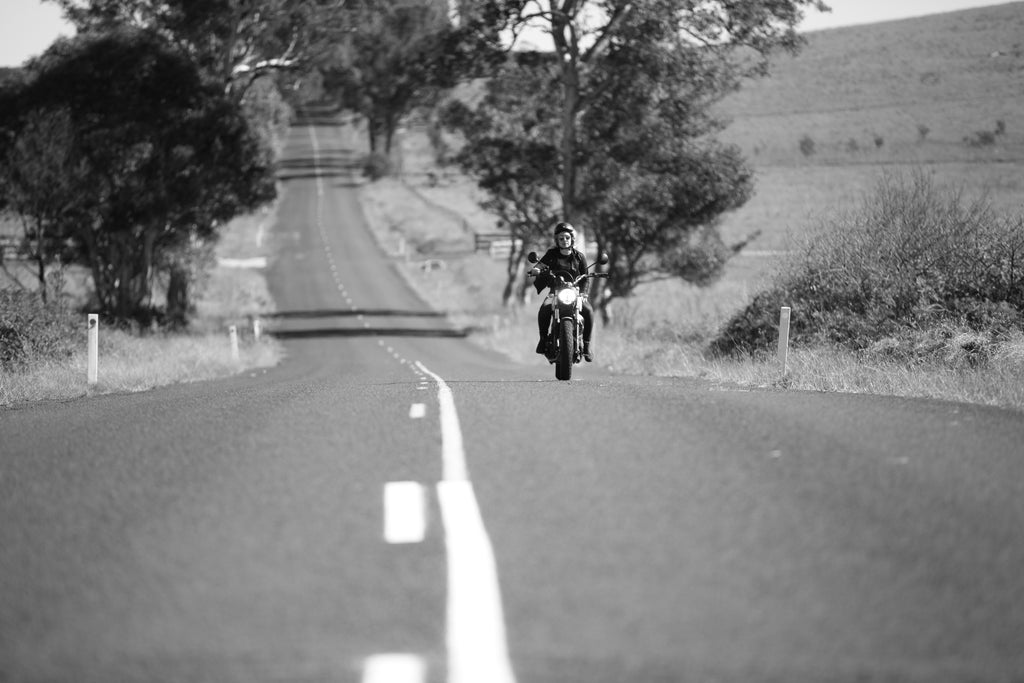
556 288 578 306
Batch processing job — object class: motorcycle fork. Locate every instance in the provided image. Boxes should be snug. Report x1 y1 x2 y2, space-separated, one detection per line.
549 303 581 360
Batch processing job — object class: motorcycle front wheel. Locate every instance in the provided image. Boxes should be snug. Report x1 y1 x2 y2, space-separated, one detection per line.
555 318 574 381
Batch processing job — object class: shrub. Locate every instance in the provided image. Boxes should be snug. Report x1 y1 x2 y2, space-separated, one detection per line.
0 289 80 370
708 170 1024 361
363 152 393 180
798 134 815 157
964 130 996 147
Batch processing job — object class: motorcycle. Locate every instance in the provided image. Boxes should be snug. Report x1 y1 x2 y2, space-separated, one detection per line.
527 251 609 381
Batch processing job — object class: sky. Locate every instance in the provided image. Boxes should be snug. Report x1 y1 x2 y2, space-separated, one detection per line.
1 0 1021 67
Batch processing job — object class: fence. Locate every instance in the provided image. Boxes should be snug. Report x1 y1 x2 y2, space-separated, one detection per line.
473 232 521 260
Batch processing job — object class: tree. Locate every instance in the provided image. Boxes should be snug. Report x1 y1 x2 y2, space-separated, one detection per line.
440 51 563 305
47 0 351 99
0 108 88 303
444 0 828 315
494 0 828 221
320 0 460 157
0 28 276 325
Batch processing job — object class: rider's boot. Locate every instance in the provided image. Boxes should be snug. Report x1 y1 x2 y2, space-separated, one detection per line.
583 340 594 362
536 338 547 354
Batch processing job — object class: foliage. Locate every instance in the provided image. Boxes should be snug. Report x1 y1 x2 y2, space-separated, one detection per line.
799 134 815 156
362 152 394 180
489 0 828 220
241 75 294 159
0 108 88 301
708 170 1024 360
0 288 79 370
964 130 997 147
0 28 276 326
47 0 346 98
439 53 564 303
321 0 480 156
443 0 829 309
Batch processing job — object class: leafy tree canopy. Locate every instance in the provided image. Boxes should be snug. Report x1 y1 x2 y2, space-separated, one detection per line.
443 0 828 312
46 0 350 97
0 27 275 324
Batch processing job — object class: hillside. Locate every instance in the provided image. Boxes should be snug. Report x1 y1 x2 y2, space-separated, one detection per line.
713 1 1024 267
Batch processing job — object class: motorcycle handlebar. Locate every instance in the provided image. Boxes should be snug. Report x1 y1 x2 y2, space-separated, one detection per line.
533 268 609 286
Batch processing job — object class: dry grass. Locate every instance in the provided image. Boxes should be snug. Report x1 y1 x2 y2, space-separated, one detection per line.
0 204 283 408
361 3 1024 412
0 329 278 407
364 137 1024 413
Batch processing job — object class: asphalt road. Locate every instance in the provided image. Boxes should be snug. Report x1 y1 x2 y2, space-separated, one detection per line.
2 115 1024 683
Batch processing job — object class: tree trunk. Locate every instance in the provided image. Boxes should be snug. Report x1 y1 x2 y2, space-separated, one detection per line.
501 248 526 307
35 255 47 305
551 11 580 222
166 264 189 330
560 61 579 222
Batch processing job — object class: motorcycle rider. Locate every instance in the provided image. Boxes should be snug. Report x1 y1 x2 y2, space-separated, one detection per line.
528 221 595 362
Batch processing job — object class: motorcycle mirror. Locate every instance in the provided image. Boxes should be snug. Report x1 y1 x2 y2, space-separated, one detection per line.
598 253 609 265
527 251 539 263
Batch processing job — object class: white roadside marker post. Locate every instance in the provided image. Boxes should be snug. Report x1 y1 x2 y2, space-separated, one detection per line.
87 314 99 385
778 306 791 378
253 317 262 341
229 325 239 362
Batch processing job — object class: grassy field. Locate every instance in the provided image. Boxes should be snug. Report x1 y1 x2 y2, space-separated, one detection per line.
717 2 1024 275
365 2 1024 412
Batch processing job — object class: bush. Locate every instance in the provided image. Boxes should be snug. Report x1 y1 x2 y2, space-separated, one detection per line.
0 289 80 370
798 134 815 157
363 152 393 180
708 170 1024 361
964 130 997 147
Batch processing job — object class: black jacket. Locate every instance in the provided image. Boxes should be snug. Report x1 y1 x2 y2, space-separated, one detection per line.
533 247 590 296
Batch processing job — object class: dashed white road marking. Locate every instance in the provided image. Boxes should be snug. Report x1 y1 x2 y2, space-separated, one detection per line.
415 362 517 683
362 653 425 683
309 124 503 680
383 481 427 544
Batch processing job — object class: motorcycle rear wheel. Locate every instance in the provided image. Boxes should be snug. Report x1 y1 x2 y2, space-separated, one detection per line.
556 318 574 381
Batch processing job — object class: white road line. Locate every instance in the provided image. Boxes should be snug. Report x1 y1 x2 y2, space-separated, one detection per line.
383 482 427 544
415 362 517 683
437 481 516 683
362 653 425 683
410 403 426 419
414 363 468 482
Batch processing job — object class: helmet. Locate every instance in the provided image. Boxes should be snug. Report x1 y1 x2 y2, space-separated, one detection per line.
553 221 576 246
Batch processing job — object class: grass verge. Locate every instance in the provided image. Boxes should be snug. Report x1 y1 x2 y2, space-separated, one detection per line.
359 172 1024 413
0 205 283 409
